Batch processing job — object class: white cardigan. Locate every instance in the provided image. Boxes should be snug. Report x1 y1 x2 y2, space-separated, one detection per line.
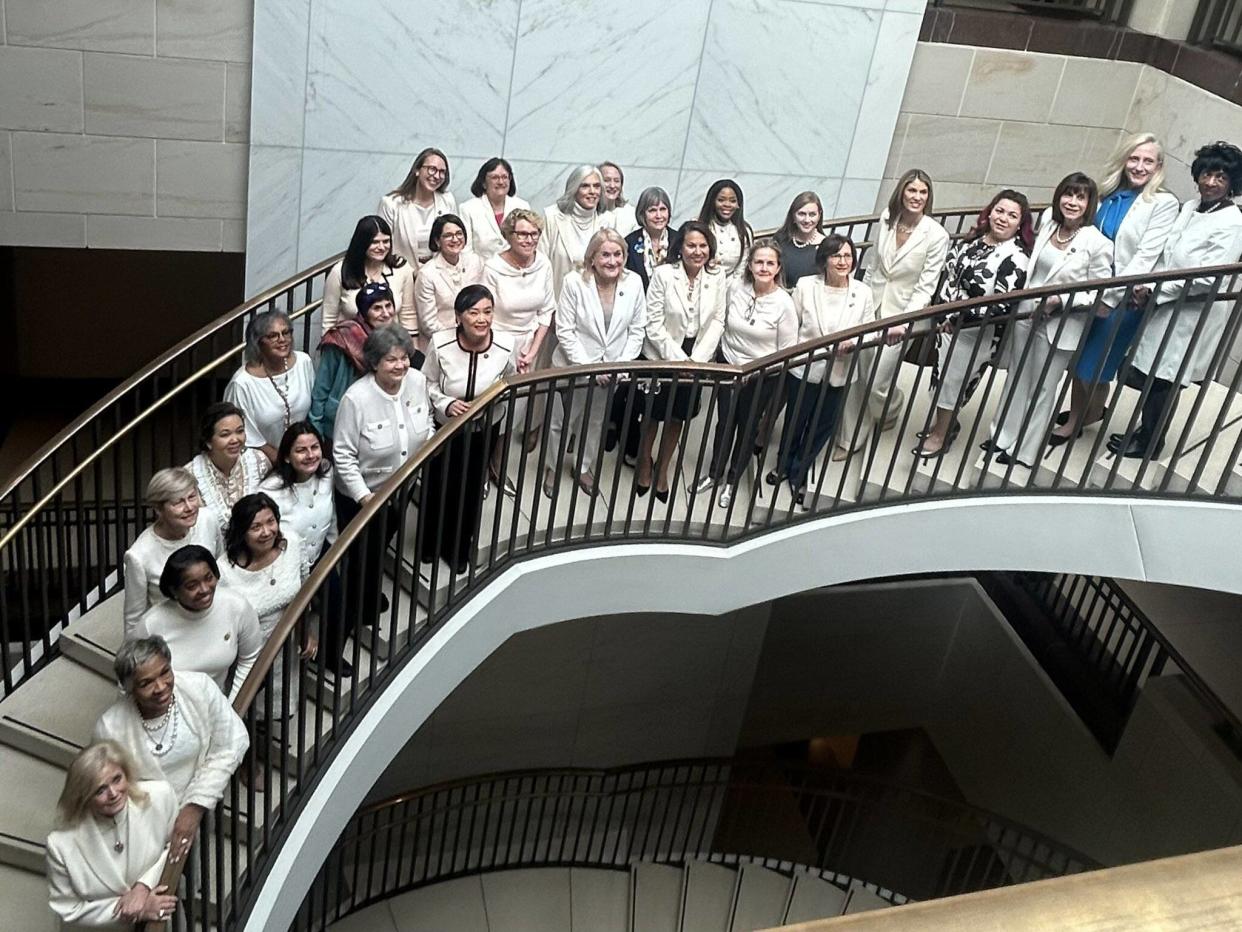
865 210 951 320
121 512 222 641
320 260 417 334
791 277 875 386
460 194 530 260
1104 190 1180 306
377 190 458 266
423 330 518 424
46 780 176 930
333 372 434 502
552 270 646 369
1022 211 1115 350
643 263 728 363
93 670 249 812
414 251 487 338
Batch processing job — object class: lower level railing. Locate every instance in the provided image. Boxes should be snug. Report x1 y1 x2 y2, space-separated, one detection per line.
294 759 1096 930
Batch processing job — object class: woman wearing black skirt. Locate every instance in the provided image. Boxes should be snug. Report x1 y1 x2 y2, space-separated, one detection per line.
421 284 517 573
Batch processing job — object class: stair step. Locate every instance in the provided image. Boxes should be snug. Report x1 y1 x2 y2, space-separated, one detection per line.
782 869 848 924
730 864 791 932
384 874 488 932
570 866 629 932
681 861 738 932
60 591 125 680
301 639 378 710
352 573 427 661
328 900 397 932
632 862 683 932
0 745 62 872
843 880 892 914
481 866 572 932
0 657 117 768
0 862 57 930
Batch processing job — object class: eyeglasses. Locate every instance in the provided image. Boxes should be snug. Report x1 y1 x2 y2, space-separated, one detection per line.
422 165 447 177
486 172 511 182
440 231 466 241
262 328 293 341
512 230 540 241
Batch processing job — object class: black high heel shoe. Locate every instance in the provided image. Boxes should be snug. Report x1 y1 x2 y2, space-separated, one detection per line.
914 423 959 462
1046 427 1082 449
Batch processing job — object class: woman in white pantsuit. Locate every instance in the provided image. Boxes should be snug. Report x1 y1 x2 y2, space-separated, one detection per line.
459 157 530 261
544 229 646 497
1111 142 1242 459
836 169 950 458
989 173 1114 468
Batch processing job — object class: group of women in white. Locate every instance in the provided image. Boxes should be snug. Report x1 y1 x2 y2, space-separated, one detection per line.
48 135 1242 925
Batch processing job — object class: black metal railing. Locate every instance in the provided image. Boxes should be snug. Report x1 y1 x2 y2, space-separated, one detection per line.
930 0 1132 23
293 759 1096 930
135 255 1242 932
1190 0 1242 55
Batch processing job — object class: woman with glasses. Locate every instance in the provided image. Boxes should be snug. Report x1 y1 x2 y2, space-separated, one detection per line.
460 157 530 261
414 213 486 348
693 238 797 508
224 309 315 462
378 147 458 267
320 214 415 335
484 209 556 377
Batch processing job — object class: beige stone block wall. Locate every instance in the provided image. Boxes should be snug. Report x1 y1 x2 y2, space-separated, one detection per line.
0 0 252 251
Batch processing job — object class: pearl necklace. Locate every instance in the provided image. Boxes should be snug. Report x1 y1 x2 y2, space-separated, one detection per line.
264 355 293 431
1052 224 1080 247
141 696 179 756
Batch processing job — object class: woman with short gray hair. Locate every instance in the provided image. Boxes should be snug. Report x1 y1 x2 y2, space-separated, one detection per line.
93 636 249 870
224 309 315 462
624 186 673 289
542 164 609 298
122 466 223 640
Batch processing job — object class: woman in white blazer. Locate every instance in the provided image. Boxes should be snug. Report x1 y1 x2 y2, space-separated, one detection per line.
989 173 1114 468
320 215 417 335
770 235 874 502
414 213 486 348
544 229 646 497
1054 133 1180 443
836 169 950 457
638 221 728 500
377 147 458 267
460 157 530 261
94 637 248 866
47 742 179 928
541 164 608 299
1112 142 1242 459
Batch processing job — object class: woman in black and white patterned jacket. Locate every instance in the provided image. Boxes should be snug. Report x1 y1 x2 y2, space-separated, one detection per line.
916 189 1032 458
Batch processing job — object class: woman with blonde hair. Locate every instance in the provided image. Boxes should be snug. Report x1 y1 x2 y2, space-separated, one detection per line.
1051 132 1179 445
377 147 458 266
600 160 638 235
47 741 180 926
543 228 647 497
542 164 608 297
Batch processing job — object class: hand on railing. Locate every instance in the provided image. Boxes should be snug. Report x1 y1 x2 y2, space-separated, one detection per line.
882 322 910 345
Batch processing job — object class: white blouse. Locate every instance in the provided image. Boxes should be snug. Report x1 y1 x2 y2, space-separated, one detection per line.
259 470 337 566
219 529 309 635
423 330 518 424
224 351 315 450
320 260 417 334
414 251 487 339
122 511 223 641
135 588 263 703
791 277 875 386
377 190 458 266
644 263 728 363
460 194 530 261
607 203 639 236
333 373 435 502
711 221 745 277
720 280 798 366
483 252 557 351
187 449 271 533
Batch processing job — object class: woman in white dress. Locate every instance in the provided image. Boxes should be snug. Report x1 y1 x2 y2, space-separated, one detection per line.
319 215 416 335
988 172 1114 468
541 164 608 298
134 545 262 703
186 402 271 532
93 637 248 867
123 467 222 640
600 160 638 235
692 239 798 508
219 493 311 713
1112 142 1242 459
544 229 647 497
224 310 315 462
639 221 727 501
484 209 557 375
414 213 486 348
460 157 530 261
836 168 950 459
378 147 458 267
694 179 753 279
47 742 179 928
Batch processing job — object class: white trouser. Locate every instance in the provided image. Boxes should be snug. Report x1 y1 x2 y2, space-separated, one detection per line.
991 320 1073 467
835 342 906 451
936 325 992 412
546 382 608 476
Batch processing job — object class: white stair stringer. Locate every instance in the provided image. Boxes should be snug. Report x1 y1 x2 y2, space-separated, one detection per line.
680 861 739 932
729 863 793 932
631 862 683 932
781 867 849 924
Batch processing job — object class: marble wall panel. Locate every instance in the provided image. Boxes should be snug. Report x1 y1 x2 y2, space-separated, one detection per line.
12 132 155 215
897 113 1001 184
156 0 254 62
846 9 923 180
0 47 85 134
156 141 250 219
223 219 248 253
303 0 515 156
83 54 226 142
5 0 154 55
987 120 1087 188
0 210 87 247
0 134 13 213
250 0 311 148
86 216 225 251
504 0 709 168
226 63 252 144
1050 58 1142 129
898 42 974 118
245 146 305 294
673 169 845 232
959 48 1065 124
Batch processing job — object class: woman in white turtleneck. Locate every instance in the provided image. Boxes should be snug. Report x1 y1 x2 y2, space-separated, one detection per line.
541 164 609 299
